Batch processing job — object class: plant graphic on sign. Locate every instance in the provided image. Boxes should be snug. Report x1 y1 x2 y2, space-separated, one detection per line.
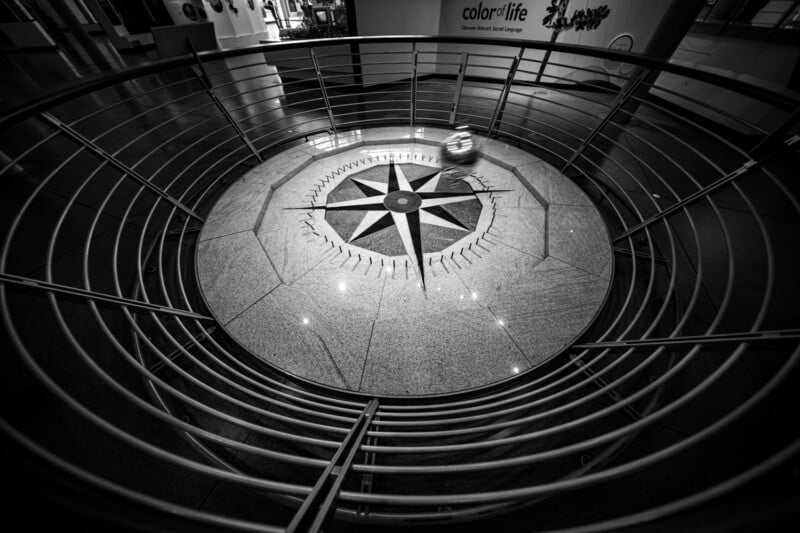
536 0 610 82
542 0 610 31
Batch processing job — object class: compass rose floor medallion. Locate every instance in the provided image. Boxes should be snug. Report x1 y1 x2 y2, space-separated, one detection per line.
321 157 488 289
197 127 613 395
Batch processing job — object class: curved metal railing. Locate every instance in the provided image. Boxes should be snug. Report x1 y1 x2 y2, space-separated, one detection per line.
1 36 798 531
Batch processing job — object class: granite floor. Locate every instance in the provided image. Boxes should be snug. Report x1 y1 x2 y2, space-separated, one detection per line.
197 126 612 395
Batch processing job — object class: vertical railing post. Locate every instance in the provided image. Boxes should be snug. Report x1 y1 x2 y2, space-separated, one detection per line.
449 51 469 125
310 47 338 134
39 112 204 222
561 68 651 171
410 43 419 128
535 31 559 84
286 399 378 533
487 48 523 137
356 410 379 518
188 42 263 163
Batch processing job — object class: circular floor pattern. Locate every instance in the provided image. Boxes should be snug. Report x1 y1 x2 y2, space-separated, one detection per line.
197 128 613 395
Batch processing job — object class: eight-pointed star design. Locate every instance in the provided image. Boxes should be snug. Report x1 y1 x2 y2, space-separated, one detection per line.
322 160 481 290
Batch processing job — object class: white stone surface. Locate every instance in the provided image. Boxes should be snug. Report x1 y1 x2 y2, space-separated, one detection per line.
197 127 612 395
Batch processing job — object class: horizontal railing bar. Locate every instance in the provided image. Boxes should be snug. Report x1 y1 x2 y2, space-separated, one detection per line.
344 346 799 500
207 72 301 92
204 59 274 75
246 113 332 139
613 160 757 243
466 63 514 71
236 97 325 118
416 60 461 66
613 91 758 160
455 102 498 112
0 420 289 532
512 70 620 95
329 100 411 109
124 308 357 438
327 91 411 100
465 52 518 60
224 86 323 108
333 117 413 127
614 246 669 264
331 107 411 116
562 69 650 171
89 149 370 424
648 82 768 136
147 327 215 373
0 272 213 320
260 53 315 63
517 57 633 83
574 329 800 349
68 75 201 127
86 88 213 143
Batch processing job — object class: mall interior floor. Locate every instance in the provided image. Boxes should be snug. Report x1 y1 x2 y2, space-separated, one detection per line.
1 30 800 532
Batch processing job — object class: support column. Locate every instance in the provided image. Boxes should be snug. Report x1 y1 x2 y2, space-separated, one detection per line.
49 0 111 69
615 0 707 121
566 1 707 170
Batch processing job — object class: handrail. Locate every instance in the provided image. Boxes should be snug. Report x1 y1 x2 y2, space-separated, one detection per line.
2 35 799 130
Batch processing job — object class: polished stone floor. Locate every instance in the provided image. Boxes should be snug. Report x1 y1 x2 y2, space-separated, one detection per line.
197 126 612 395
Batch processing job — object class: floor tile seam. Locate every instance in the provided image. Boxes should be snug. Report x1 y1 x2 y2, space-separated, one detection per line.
598 256 613 278
252 228 285 285
357 319 378 392
492 204 547 211
548 255 607 281
510 165 551 208
221 282 282 327
547 201 597 207
372 275 389 323
485 304 534 367
491 237 547 261
511 160 547 173
35 184 153 231
307 329 351 390
253 156 314 234
448 256 512 318
285 247 341 287
481 153 541 173
448 256 476 296
543 202 550 258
